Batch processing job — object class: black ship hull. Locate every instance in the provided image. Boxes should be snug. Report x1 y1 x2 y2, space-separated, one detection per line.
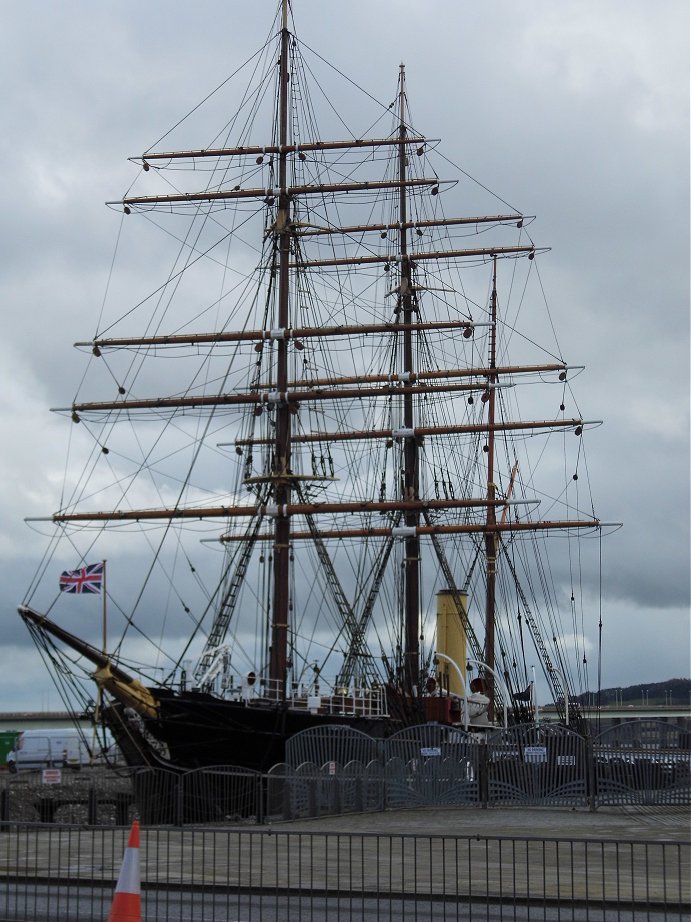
103 687 402 773
100 689 412 822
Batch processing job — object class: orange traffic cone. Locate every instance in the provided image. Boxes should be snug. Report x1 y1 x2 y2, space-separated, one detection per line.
107 819 141 922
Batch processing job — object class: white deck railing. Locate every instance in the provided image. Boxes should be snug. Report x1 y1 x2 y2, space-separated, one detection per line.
204 673 389 718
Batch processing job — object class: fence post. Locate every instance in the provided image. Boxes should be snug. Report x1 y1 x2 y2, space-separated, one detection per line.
479 742 489 808
308 776 318 817
585 734 596 811
256 774 265 825
177 772 185 827
0 785 9 826
282 772 292 821
87 787 98 825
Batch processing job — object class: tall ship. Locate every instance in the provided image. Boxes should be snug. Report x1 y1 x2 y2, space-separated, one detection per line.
19 0 611 772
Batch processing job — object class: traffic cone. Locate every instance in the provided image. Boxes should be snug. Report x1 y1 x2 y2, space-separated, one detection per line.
107 819 141 922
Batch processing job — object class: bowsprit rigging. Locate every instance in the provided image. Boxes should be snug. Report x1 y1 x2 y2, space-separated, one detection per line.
19 0 616 776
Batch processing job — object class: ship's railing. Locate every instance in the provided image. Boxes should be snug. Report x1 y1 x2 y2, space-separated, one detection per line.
284 684 389 719
211 675 389 717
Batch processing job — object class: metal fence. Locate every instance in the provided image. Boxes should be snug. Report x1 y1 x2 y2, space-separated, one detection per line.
275 720 690 818
0 823 688 921
1 721 689 825
594 721 691 805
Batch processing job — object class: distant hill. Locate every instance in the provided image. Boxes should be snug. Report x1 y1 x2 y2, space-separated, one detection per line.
576 678 690 707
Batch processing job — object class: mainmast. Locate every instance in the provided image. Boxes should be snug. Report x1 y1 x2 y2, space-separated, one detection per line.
268 0 293 692
397 65 421 695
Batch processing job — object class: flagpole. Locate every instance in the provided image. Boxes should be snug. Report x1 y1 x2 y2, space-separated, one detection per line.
102 559 107 655
94 560 107 765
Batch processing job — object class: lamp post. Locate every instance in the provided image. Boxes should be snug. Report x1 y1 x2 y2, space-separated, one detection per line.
465 658 509 729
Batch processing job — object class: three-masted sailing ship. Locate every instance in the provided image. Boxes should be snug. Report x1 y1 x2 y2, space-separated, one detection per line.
20 0 607 771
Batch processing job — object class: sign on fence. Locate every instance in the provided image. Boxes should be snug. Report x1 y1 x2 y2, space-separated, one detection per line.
523 746 547 763
42 769 62 785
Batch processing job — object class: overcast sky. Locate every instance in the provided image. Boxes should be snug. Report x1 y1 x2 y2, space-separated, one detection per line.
0 1 688 712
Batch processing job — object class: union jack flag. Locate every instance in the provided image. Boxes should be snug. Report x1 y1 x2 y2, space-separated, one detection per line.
59 562 104 594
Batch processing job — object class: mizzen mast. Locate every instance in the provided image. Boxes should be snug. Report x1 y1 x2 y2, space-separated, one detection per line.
396 64 422 695
484 256 499 721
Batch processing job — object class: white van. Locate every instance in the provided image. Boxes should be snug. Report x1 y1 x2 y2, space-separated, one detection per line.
12 728 117 770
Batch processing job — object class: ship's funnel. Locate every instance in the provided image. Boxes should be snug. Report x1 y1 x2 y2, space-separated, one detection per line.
435 589 467 696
